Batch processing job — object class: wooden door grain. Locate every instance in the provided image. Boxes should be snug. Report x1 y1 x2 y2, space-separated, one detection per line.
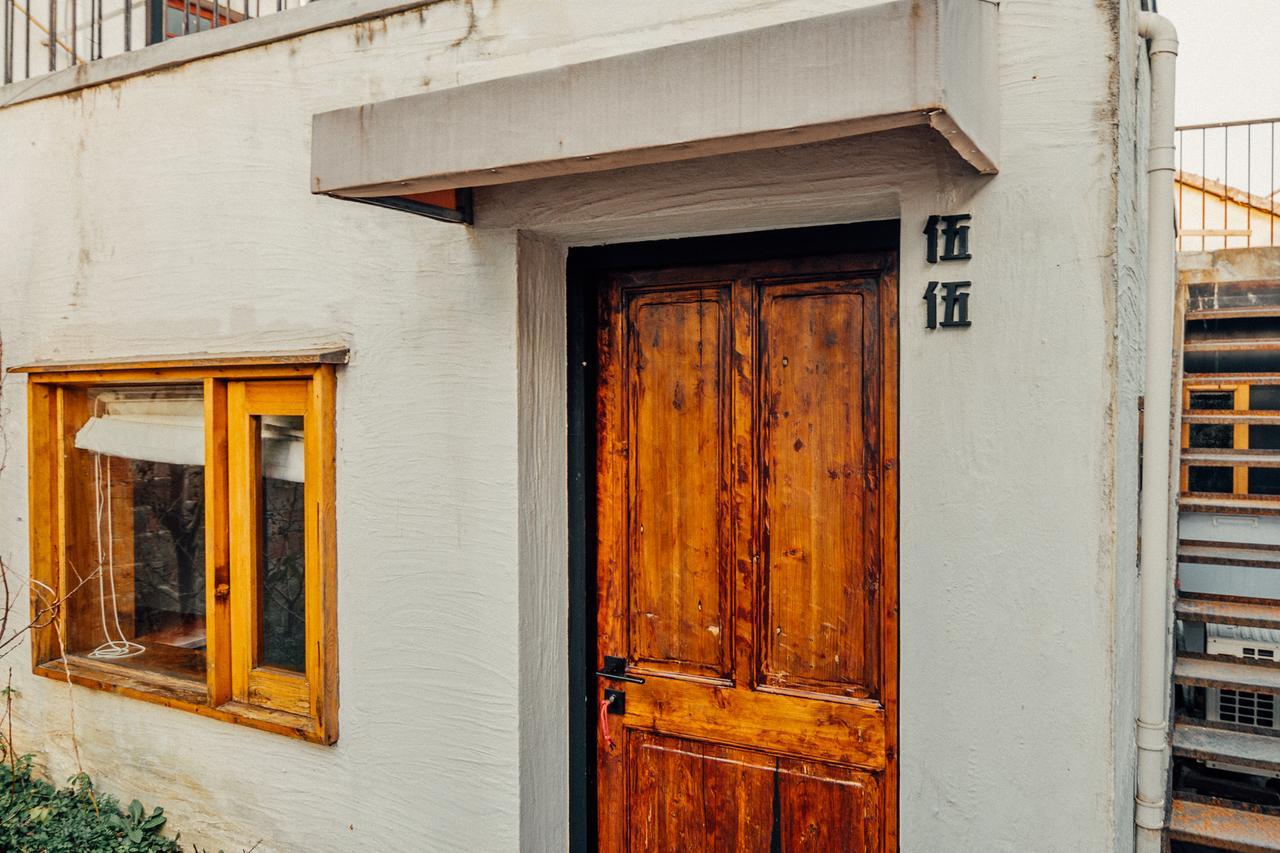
594 251 898 852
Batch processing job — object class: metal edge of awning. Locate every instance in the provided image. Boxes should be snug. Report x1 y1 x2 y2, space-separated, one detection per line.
310 0 999 223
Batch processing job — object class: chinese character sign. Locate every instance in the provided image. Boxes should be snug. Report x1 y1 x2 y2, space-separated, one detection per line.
923 214 973 330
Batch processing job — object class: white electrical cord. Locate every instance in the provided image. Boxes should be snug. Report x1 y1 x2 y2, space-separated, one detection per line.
87 424 144 660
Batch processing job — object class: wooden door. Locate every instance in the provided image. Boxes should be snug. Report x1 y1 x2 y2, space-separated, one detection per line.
593 251 898 851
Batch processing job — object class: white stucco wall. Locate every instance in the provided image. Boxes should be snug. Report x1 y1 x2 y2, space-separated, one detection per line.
0 0 1148 850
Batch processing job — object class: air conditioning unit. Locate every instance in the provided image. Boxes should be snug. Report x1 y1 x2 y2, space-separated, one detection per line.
1207 624 1280 779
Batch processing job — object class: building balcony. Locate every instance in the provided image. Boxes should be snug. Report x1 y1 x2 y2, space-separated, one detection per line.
0 0 406 106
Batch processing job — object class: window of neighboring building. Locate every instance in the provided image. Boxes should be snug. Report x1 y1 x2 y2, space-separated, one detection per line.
147 0 241 44
19 353 340 743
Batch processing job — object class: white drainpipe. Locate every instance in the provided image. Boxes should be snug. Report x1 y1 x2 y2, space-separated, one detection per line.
1134 10 1179 853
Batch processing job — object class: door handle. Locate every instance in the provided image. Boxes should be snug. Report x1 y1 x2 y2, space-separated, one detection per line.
595 655 645 684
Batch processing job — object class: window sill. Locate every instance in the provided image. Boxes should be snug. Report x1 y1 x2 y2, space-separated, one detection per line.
35 658 330 744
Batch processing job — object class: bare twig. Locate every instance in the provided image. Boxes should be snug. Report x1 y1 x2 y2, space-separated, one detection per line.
49 618 94 811
4 669 14 774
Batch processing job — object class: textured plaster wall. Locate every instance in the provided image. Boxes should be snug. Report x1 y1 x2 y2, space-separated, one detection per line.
1111 2 1150 850
0 0 1143 851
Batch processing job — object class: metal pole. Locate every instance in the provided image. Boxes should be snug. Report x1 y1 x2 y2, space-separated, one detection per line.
47 0 54 71
1192 126 1203 249
69 0 75 64
123 0 130 51
1177 130 1183 252
1224 127 1229 248
3 0 12 85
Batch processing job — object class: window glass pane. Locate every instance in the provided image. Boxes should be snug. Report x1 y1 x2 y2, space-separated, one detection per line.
1250 468 1280 496
1251 386 1280 411
259 415 305 672
164 7 183 37
1188 465 1232 494
1190 391 1234 411
1189 423 1232 449
1251 425 1280 450
71 385 206 682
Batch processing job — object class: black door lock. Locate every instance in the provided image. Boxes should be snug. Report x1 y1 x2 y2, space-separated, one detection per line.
595 655 645 684
604 688 626 715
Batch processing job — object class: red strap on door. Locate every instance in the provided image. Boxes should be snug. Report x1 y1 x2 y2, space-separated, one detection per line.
599 695 616 749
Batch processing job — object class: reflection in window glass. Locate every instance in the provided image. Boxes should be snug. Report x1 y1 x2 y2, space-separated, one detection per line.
259 415 306 672
74 386 207 681
163 0 221 39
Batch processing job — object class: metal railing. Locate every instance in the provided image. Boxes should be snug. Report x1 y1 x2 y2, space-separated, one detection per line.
1177 117 1280 252
2 0 309 85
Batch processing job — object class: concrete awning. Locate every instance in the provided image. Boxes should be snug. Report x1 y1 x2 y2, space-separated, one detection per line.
311 0 998 208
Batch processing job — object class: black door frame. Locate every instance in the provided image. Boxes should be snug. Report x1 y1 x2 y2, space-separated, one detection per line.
565 220 900 852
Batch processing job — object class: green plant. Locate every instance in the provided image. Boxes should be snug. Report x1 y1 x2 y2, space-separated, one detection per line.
0 756 178 852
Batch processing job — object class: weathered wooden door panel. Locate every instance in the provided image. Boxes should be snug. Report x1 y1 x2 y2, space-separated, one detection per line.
595 252 897 852
628 732 776 851
759 281 878 699
626 733 882 853
626 287 734 679
777 758 881 851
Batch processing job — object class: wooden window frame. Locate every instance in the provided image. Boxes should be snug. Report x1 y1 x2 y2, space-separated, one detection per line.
16 352 341 744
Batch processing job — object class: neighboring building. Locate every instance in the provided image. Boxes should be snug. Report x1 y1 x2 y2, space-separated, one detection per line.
1174 117 1280 254
1169 243 1280 850
0 1 1179 851
1177 171 1280 253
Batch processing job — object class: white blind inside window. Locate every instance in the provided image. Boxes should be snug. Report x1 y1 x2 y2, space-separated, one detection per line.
74 392 303 482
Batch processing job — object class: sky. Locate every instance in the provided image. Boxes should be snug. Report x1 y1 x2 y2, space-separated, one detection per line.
1156 0 1280 199
1159 0 1280 126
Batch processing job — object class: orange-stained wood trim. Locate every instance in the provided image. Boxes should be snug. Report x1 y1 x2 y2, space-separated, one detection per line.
24 366 327 385
26 358 339 744
399 189 461 210
879 262 900 852
594 275 627 851
1234 385 1251 495
247 667 311 717
205 379 232 706
242 380 308 413
227 380 255 704
27 382 59 666
53 387 82 653
10 348 349 375
34 659 327 743
729 278 757 696
309 364 340 742
227 377 336 738
1180 386 1191 494
625 676 888 770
